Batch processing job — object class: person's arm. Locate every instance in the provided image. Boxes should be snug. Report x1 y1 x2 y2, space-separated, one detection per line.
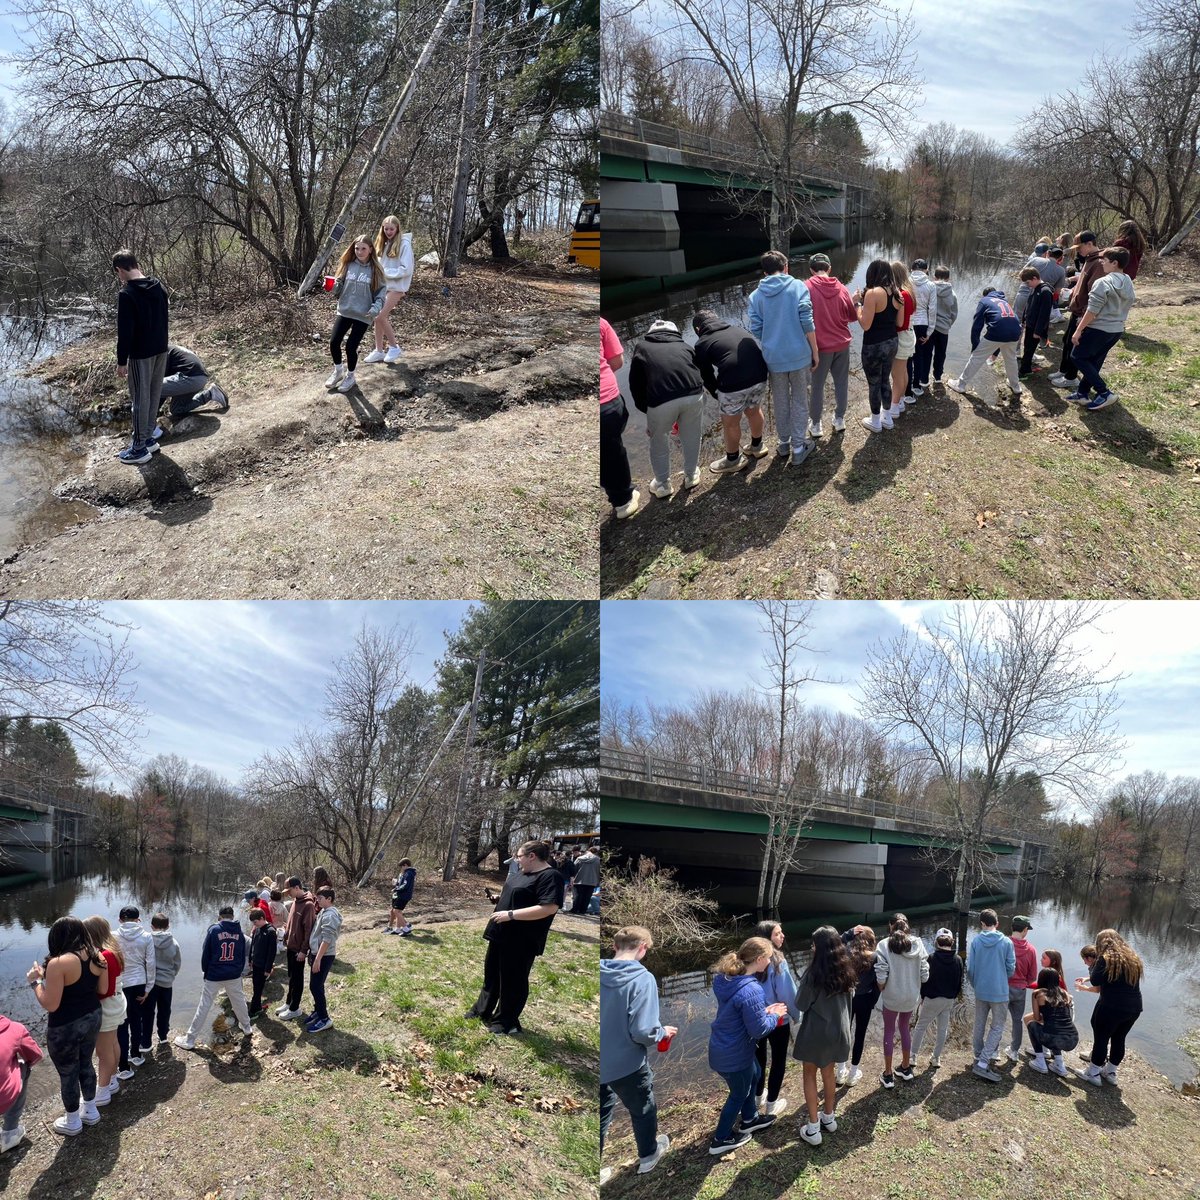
17 1028 44 1067
607 352 624 371
970 302 986 350
397 238 414 278
200 930 212 977
115 291 131 374
920 944 930 983
332 274 345 300
26 955 68 1012
630 974 668 1046
367 283 387 321
173 939 182 976
741 985 780 1039
747 293 762 340
627 351 646 410
777 959 800 1022
798 288 818 368
856 289 877 332
143 933 155 994
873 946 889 990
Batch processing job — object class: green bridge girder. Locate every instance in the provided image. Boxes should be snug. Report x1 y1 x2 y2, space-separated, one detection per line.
601 153 842 198
601 794 1018 855
0 803 38 821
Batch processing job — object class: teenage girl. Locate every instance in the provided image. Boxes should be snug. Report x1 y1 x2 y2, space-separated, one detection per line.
326 237 387 393
1114 220 1146 280
889 260 917 411
364 215 415 363
1041 948 1067 991
1073 928 1143 1086
791 926 855 1147
836 925 879 1086
852 261 903 433
1024 966 1077 1076
82 916 125 1106
874 915 929 1087
751 921 799 1115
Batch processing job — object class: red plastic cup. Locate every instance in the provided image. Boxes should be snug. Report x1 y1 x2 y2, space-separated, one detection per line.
777 1014 786 1026
656 1033 674 1052
323 275 336 292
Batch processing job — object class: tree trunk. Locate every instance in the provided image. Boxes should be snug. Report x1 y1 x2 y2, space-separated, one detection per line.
952 843 971 953
443 0 486 276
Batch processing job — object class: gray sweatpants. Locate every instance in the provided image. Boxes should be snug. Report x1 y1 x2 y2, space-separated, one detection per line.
185 976 252 1042
809 347 850 423
159 369 211 417
645 393 703 485
1008 985 1029 1053
127 352 168 447
972 999 1008 1064
769 367 812 450
911 995 955 1060
958 338 1020 393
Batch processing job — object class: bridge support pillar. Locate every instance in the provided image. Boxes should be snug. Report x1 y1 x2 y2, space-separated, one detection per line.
600 180 686 277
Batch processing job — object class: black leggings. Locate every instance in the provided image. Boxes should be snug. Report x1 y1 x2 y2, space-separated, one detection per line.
1090 1005 1140 1067
851 992 878 1065
330 316 369 371
754 1021 791 1101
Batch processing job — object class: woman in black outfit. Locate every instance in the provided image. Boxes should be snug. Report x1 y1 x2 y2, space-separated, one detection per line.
835 924 880 1087
1072 927 1143 1086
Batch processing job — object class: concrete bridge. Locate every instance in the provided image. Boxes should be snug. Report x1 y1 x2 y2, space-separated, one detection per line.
1 777 88 860
600 748 1047 915
600 110 877 279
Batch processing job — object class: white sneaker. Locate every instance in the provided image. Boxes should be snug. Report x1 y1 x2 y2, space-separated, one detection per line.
861 415 881 433
600 1167 613 1186
1049 1055 1069 1077
847 1067 862 1087
129 1055 145 1066
115 1068 135 1080
832 416 846 432
363 349 387 363
1072 1065 1103 1086
52 1110 83 1136
1101 1066 1119 1085
946 377 968 393
819 1112 837 1133
911 385 924 397
765 1098 788 1116
324 365 346 389
275 1003 292 1016
929 1056 940 1069
109 1078 120 1094
649 479 673 499
173 1035 196 1050
1005 1047 1020 1063
93 1084 112 1107
893 398 906 414
881 411 894 429
1028 1054 1048 1074
0 1124 25 1152
808 420 823 438
799 1122 822 1146
682 469 701 489
384 345 404 363
337 371 357 392
138 1045 153 1055
835 1064 849 1086
637 1133 669 1174
81 1099 100 1125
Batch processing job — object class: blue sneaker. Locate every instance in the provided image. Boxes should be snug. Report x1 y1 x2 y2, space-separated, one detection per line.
1064 391 1089 404
1085 392 1118 411
118 445 152 465
307 1017 333 1033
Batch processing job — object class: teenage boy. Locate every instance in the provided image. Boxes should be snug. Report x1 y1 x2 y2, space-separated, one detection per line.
571 842 601 914
747 250 820 467
1067 245 1136 411
388 859 417 935
175 905 251 1049
147 913 182 1047
692 310 769 473
116 906 156 1064
1048 231 1105 390
599 926 676 1185
930 266 959 383
908 258 938 396
112 249 169 465
160 344 229 420
947 289 1023 400
277 877 317 1021
966 909 1015 1081
1004 916 1038 1062
247 909 278 1022
805 253 859 434
1018 269 1054 379
306 887 343 1033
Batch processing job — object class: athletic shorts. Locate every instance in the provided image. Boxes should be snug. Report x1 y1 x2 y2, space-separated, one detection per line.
894 330 917 360
717 381 767 417
391 894 411 911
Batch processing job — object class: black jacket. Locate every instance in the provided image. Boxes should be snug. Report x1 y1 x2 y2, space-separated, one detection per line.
116 277 169 365
250 923 278 971
1024 282 1053 341
627 329 703 413
922 948 964 1000
693 316 768 397
165 344 208 378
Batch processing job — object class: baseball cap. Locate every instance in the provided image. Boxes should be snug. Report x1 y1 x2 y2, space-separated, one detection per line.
935 927 954 941
243 889 257 902
647 319 678 333
809 252 831 269
1034 243 1049 255
1012 914 1034 931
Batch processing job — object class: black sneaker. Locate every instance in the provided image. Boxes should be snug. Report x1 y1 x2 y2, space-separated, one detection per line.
895 1065 914 1081
708 1130 753 1155
739 1113 776 1135
880 1072 895 1089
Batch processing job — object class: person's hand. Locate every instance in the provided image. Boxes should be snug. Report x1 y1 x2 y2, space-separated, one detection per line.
138 993 148 1003
26 962 43 984
663 1025 678 1038
116 365 128 379
766 1003 788 1016
1072 330 1082 346
1074 977 1088 987
312 956 323 973
920 336 929 344
296 951 306 963
811 352 819 369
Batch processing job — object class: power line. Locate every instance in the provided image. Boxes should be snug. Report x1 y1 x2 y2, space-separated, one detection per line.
488 615 600 687
492 600 585 662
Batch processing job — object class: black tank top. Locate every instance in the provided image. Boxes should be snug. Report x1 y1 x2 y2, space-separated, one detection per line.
862 290 900 346
47 955 102 1027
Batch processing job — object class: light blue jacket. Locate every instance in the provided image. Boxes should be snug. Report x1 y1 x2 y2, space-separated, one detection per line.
758 955 800 1023
600 958 666 1084
967 928 1016 1003
747 273 815 372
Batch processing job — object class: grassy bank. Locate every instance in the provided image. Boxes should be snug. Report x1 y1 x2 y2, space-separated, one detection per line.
0 904 600 1200
600 262 1200 600
602 1027 1200 1199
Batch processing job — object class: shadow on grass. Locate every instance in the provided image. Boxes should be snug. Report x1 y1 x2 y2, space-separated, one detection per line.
551 926 603 946
304 1026 383 1076
1073 1089 1138 1128
518 1028 598 1094
330 959 356 975
1121 332 1173 357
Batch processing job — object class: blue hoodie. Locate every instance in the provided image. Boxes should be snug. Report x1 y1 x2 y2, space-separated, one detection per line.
747 273 816 372
969 291 1022 348
758 956 800 1022
708 973 778 1073
200 919 247 982
600 958 667 1085
966 928 1016 1003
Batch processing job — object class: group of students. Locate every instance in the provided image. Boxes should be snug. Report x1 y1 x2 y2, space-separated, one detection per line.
598 221 1145 519
0 870 343 1152
599 911 1144 1182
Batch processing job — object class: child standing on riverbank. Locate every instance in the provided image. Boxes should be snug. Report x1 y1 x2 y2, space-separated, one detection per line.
112 249 169 465
911 928 963 1069
247 908 277 1021
874 916 929 1088
930 266 958 382
325 236 387 395
364 215 414 364
1073 928 1143 1086
706 937 788 1155
599 926 676 1184
388 859 417 935
751 921 799 1116
836 925 880 1086
148 913 181 1046
967 908 1015 1082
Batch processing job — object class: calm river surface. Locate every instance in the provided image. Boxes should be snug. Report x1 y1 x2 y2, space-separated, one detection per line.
649 877 1200 1090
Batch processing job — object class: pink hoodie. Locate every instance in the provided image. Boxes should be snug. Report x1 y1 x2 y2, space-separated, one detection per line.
0 1016 43 1117
1008 936 1039 990
806 272 859 353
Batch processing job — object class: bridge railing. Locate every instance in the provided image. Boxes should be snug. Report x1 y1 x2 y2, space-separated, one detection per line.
600 746 1049 846
600 108 876 192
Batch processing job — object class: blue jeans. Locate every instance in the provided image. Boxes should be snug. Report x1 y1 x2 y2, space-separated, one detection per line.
714 1059 761 1140
309 956 334 1020
599 1062 658 1157
1072 327 1122 398
2 1061 29 1130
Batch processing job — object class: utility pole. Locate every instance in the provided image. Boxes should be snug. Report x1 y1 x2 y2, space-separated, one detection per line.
443 648 486 880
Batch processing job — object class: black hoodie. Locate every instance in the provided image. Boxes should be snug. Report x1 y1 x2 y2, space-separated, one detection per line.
627 329 703 412
692 315 768 397
250 922 278 971
116 276 169 365
922 947 964 1000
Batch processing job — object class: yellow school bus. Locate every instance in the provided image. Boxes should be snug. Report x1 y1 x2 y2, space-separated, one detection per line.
568 199 599 268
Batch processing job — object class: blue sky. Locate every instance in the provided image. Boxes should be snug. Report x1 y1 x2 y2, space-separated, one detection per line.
95 602 474 788
601 601 1200 789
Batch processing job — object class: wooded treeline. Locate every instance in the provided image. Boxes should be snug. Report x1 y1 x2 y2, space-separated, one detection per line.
0 0 598 296
0 601 599 880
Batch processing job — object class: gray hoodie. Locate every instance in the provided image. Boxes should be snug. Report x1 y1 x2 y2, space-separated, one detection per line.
874 935 930 1013
151 930 183 988
309 905 343 957
910 271 938 328
333 261 387 324
1085 271 1136 332
933 281 958 334
116 921 157 991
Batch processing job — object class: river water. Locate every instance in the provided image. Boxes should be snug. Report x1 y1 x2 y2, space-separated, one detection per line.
602 221 1035 476
646 878 1200 1091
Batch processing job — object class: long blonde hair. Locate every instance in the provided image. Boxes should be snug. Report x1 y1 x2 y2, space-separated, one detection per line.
83 915 124 973
335 236 385 291
1094 929 1143 986
375 214 406 260
890 260 913 299
712 937 773 977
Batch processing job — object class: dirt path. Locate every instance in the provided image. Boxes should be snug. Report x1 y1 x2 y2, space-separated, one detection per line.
600 271 1200 600
1 272 602 599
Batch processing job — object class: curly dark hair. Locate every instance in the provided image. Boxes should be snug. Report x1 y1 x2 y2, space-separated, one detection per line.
806 925 857 996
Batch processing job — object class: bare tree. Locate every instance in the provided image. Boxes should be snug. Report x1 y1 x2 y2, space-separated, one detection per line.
859 603 1125 949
